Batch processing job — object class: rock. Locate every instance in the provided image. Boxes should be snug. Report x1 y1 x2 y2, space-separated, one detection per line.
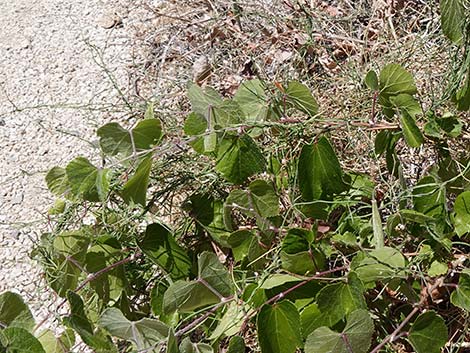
97 13 122 29
11 192 24 205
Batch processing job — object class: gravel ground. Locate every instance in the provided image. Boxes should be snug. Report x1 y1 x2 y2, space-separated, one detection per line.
0 0 133 330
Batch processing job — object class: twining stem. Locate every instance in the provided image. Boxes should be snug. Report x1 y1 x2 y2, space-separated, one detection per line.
239 265 348 333
369 277 446 352
34 252 141 333
265 265 348 306
175 298 233 337
369 307 419 353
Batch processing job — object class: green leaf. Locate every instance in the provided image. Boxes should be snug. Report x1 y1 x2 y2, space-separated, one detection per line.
184 112 207 154
440 0 466 43
437 113 463 137
0 292 35 331
390 93 422 118
408 311 447 353
227 230 253 262
45 167 70 197
364 70 379 90
216 135 266 184
454 191 470 236
162 280 219 314
371 199 384 248
400 209 436 224
280 229 325 274
379 64 417 97
97 119 162 157
122 156 152 206
188 84 222 116
428 260 448 277
285 81 318 116
257 300 302 353
144 101 155 119
0 327 45 353
138 223 191 280
63 291 117 353
298 136 349 201
316 273 366 326
260 274 302 290
37 329 75 353
97 123 132 156
179 337 214 353
399 111 424 148
163 252 233 314
66 157 109 201
301 303 326 338
450 270 470 310
167 329 178 353
46 231 89 297
198 251 234 298
85 240 127 302
413 176 446 218
226 180 279 219
227 336 246 353
352 247 406 283
455 74 470 111
98 308 169 351
233 79 268 122
132 119 163 151
305 309 374 353
208 302 245 340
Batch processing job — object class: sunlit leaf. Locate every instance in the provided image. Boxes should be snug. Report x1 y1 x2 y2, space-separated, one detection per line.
450 270 470 311
122 157 152 206
234 79 268 122
0 327 45 353
453 191 470 236
98 308 169 351
285 81 318 116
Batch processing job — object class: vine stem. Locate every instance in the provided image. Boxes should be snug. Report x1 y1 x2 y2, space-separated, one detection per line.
175 297 234 337
265 265 348 306
239 265 348 333
369 306 419 353
33 252 141 333
369 277 446 352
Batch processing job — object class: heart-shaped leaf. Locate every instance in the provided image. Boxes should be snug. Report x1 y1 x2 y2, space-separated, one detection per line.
408 311 447 353
298 136 349 201
138 223 191 280
121 156 152 206
453 191 470 236
98 308 169 351
0 292 34 331
216 135 266 184
285 81 318 116
257 300 302 353
305 309 374 353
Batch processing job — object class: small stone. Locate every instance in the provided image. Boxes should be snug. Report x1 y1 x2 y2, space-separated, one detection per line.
9 229 20 240
11 193 24 205
97 13 122 29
